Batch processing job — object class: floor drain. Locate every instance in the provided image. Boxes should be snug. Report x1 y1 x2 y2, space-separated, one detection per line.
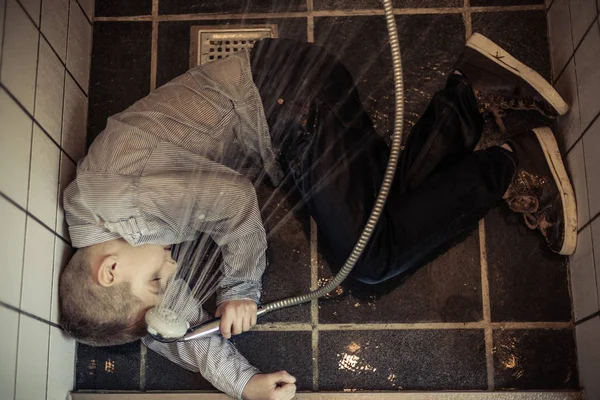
190 25 279 67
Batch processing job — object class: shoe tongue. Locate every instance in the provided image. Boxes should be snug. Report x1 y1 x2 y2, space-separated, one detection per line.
507 194 539 213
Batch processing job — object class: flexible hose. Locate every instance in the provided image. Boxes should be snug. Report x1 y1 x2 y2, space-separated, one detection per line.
178 0 404 342
250 0 404 314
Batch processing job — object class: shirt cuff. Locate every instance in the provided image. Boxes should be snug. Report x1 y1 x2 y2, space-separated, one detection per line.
233 366 260 400
217 280 262 305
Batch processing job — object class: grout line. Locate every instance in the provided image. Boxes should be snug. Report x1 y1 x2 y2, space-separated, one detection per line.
479 220 494 390
575 310 600 325
12 312 21 400
464 0 472 41
0 301 62 328
0 190 72 246
140 343 147 391
309 217 319 391
0 0 6 71
93 5 547 22
250 321 572 331
312 329 319 391
150 0 158 91
307 0 314 43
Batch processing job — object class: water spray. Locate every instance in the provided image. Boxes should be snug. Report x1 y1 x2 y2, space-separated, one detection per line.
145 0 405 343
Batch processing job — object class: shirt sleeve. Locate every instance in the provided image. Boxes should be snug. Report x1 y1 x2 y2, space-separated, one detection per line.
142 284 260 399
137 149 267 305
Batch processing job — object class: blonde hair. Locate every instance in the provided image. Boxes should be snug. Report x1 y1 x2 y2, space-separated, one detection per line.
59 247 147 346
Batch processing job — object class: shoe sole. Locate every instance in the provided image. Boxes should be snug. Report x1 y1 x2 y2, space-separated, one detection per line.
467 33 569 116
532 127 577 255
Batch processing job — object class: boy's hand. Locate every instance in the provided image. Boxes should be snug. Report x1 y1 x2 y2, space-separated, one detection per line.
242 371 297 400
215 299 258 339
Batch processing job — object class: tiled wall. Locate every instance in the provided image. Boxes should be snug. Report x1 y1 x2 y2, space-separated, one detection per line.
0 0 93 398
547 0 600 398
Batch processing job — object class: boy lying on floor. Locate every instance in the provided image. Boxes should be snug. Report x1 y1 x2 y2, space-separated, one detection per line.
59 34 576 400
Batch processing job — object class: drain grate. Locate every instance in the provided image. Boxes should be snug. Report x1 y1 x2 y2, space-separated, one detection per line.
190 25 279 67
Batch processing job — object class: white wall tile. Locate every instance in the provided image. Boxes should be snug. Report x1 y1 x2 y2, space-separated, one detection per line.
591 218 600 311
66 0 92 93
62 74 87 161
50 239 74 324
21 217 55 319
40 0 69 62
15 316 49 400
19 0 41 26
1 0 40 113
47 327 76 400
35 38 65 142
56 152 77 240
570 0 598 46
583 117 600 217
565 141 590 229
548 0 574 79
570 226 599 319
0 198 26 306
0 307 19 400
77 0 94 19
0 0 6 63
576 316 600 399
0 88 33 207
29 125 60 228
575 21 600 129
555 60 582 152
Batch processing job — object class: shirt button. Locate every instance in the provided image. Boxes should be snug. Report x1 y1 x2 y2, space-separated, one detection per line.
198 214 206 220
277 98 284 105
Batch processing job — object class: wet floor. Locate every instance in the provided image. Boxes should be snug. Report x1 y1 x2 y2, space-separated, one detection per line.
77 0 578 394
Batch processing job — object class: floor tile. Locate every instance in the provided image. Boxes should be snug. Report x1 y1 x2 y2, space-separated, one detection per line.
28 125 60 228
40 0 69 62
35 37 65 143
472 11 551 81
0 89 33 207
471 0 543 6
15 316 50 400
565 141 590 229
0 197 26 307
159 0 306 15
315 0 461 8
319 329 487 390
574 21 600 130
62 75 87 161
88 21 152 145
591 218 600 307
21 216 55 319
485 206 571 322
0 0 4 59
583 117 600 217
318 229 482 323
555 59 582 153
47 327 76 400
547 0 573 80
575 316 600 400
315 14 465 142
77 0 94 19
1 0 39 113
569 0 598 47
0 307 19 400
145 346 215 391
95 0 151 17
76 341 141 390
66 0 92 92
493 329 578 389
257 180 311 323
231 331 313 391
156 18 307 88
19 0 41 25
569 227 599 320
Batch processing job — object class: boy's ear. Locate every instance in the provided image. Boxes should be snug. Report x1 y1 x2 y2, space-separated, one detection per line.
97 255 118 287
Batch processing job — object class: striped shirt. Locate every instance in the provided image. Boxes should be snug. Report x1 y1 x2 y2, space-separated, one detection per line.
64 50 282 399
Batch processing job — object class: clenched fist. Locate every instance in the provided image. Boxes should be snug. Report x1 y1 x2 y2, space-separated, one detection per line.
242 371 297 400
215 299 258 339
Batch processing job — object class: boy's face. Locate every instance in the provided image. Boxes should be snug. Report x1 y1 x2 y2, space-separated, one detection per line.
115 243 177 309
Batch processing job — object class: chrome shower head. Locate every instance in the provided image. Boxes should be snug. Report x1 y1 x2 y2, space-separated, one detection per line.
145 307 190 343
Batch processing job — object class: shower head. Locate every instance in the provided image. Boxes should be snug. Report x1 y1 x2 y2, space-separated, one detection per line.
145 307 190 343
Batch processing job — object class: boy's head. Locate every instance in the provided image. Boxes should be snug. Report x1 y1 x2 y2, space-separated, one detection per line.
59 239 177 346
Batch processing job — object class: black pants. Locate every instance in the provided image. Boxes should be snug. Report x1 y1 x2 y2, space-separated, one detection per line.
251 39 516 284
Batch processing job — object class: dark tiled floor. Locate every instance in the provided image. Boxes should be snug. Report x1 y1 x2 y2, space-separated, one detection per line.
485 206 571 322
76 341 141 390
471 0 544 6
81 1 578 395
95 0 152 17
493 329 578 389
319 330 487 390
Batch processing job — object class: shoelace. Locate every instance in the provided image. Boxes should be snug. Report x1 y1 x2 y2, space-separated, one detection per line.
507 194 553 231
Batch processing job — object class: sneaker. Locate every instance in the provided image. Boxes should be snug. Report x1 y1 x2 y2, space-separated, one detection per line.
504 127 577 255
455 33 569 122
